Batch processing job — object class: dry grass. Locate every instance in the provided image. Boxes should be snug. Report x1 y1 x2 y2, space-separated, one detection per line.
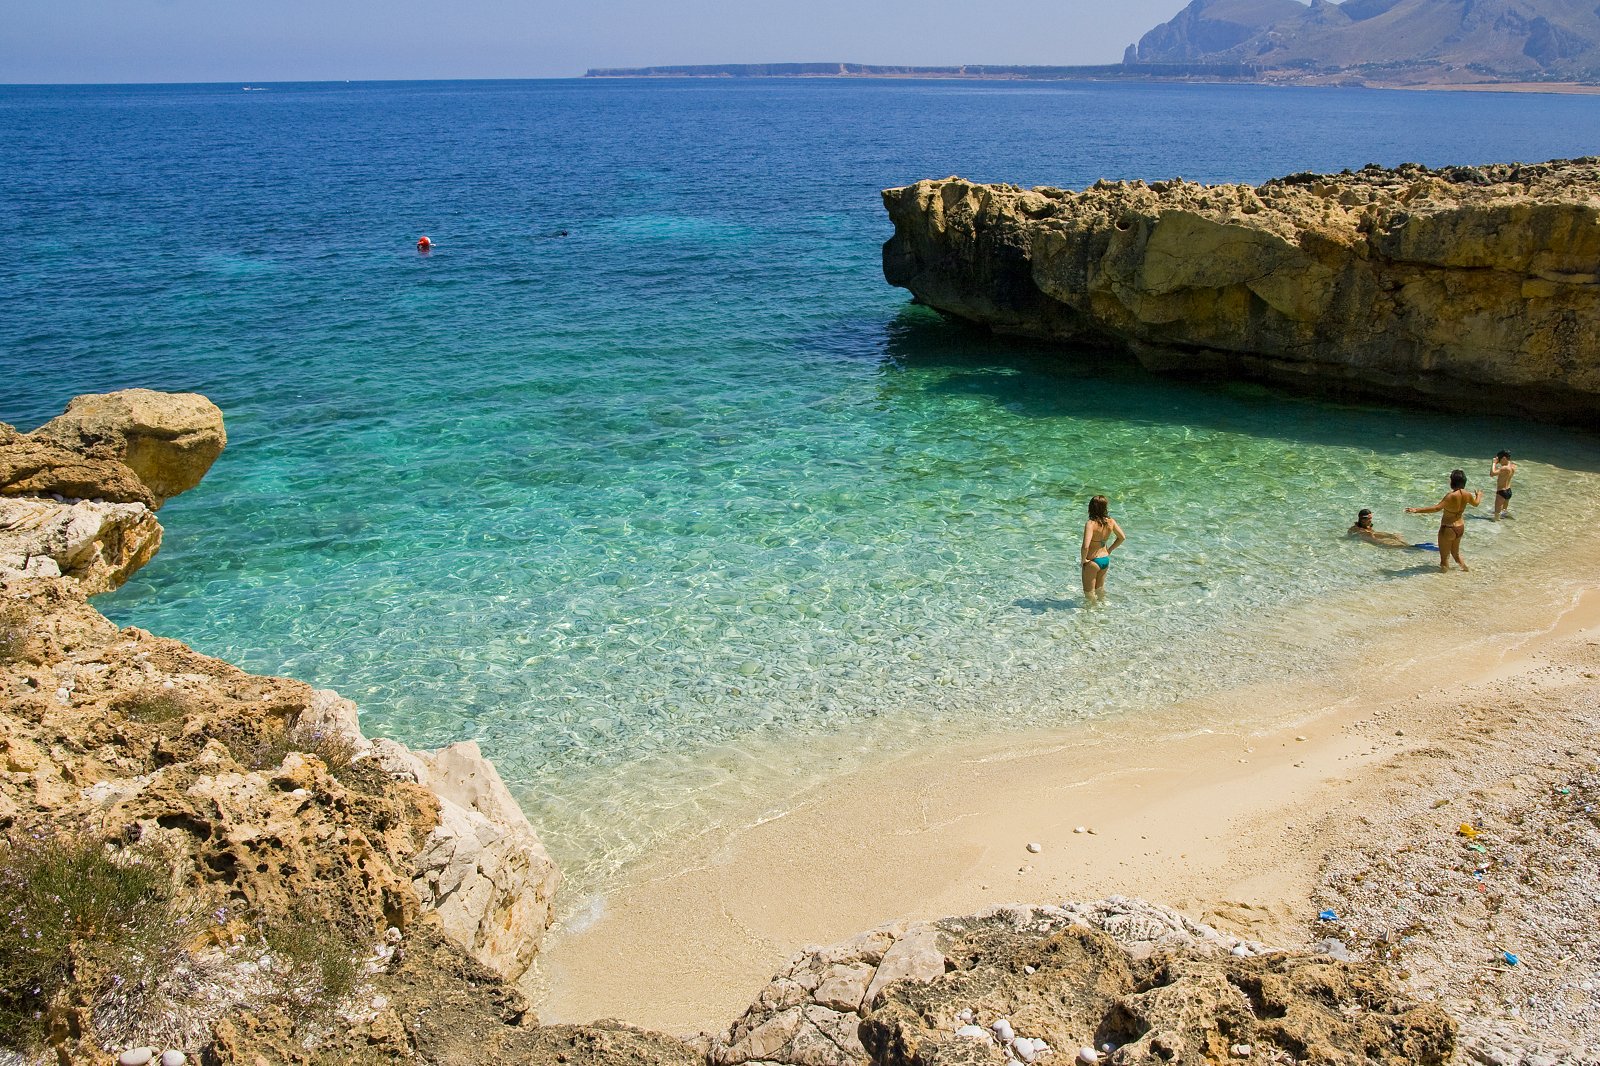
0 832 193 1053
244 720 362 778
260 901 364 1011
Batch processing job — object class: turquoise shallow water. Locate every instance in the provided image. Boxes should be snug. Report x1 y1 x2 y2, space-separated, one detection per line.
6 79 1600 895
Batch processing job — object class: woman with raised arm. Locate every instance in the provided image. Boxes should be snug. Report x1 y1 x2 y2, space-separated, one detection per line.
1406 469 1482 572
1081 494 1125 604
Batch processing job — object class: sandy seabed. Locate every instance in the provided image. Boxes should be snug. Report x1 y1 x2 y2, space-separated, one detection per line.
534 535 1600 1059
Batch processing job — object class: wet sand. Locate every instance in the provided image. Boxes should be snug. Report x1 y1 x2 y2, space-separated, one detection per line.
534 551 1600 1039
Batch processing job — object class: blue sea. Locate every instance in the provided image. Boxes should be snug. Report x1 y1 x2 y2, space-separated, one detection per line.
6 79 1600 895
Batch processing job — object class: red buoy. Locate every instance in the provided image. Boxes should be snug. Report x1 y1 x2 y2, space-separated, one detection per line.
416 235 432 251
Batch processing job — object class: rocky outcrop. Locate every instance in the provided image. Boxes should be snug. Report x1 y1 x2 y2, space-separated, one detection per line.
0 497 163 593
0 392 568 1064
1 389 227 592
710 899 1454 1066
2 389 226 509
882 158 1600 423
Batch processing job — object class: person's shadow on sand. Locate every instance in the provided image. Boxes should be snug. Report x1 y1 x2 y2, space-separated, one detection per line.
1013 596 1080 613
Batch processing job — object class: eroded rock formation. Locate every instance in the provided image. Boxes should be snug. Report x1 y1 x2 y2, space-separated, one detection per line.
0 391 566 1063
883 158 1600 423
710 899 1454 1066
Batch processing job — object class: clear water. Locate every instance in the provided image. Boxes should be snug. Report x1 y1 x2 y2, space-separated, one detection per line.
7 79 1600 896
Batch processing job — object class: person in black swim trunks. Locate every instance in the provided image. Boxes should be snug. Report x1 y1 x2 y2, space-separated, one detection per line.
1491 450 1516 520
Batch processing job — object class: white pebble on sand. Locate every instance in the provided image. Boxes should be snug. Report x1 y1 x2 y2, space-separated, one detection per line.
1077 1047 1100 1064
1026 842 1041 853
118 1050 154 1066
992 1018 1014 1042
160 1052 186 1066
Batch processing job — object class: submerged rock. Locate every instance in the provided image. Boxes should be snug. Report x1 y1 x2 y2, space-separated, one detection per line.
882 159 1600 423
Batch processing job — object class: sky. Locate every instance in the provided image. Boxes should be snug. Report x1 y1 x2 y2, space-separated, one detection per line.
4 0 1198 84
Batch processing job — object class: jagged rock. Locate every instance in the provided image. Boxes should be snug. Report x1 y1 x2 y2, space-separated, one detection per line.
882 159 1600 424
408 740 562 984
300 688 561 983
2 389 225 508
710 902 1455 1066
0 497 162 593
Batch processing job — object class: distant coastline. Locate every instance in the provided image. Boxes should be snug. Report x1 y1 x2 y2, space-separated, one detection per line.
582 60 1600 93
582 61 1257 81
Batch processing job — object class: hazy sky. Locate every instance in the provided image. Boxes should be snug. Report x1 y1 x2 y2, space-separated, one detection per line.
5 0 1197 84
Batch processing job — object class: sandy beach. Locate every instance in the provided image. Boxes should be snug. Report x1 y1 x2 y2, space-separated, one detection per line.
536 547 1600 1058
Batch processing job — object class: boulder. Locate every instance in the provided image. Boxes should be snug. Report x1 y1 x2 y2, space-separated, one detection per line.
8 389 226 507
883 159 1600 424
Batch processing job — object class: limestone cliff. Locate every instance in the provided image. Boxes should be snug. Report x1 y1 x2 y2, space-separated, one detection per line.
882 158 1600 424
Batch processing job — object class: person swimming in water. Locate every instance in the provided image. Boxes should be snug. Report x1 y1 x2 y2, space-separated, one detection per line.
1081 494 1125 604
1348 508 1412 548
1406 469 1482 572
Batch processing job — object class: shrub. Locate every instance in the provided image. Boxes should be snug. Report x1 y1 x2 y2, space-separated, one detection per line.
260 903 363 1011
0 832 191 1052
114 687 195 724
245 720 361 778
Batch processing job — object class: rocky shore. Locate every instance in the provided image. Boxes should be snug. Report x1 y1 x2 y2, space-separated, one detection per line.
9 389 1575 1065
881 158 1600 423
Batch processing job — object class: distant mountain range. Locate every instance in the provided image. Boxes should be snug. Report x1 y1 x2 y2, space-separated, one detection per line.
1126 0 1600 83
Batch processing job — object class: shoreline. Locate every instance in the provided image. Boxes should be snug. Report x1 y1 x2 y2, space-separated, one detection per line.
535 560 1600 1040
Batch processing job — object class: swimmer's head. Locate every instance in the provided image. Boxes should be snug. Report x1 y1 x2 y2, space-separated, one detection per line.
1357 509 1373 525
1088 495 1109 521
1450 469 1467 489
1496 449 1511 461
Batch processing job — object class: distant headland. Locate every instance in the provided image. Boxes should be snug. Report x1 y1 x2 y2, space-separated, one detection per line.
589 0 1600 90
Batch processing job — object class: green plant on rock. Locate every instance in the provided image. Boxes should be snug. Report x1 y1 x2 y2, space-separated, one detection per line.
259 901 364 1012
114 686 195 724
0 832 192 1052
245 719 361 778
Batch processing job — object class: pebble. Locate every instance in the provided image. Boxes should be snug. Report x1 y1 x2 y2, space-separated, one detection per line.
1074 826 1087 834
1231 944 1251 957
1077 1048 1100 1064
1023 964 1036 975
954 1025 990 1042
1295 735 1308 742
1015 1037 1050 1062
955 1008 974 1024
992 1018 1014 1042
118 1050 154 1066
1231 1044 1252 1058
160 1053 186 1066
385 926 403 943
1026 842 1041 853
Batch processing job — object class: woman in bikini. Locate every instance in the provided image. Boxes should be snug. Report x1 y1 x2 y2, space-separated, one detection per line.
1406 468 1482 572
1081 494 1126 603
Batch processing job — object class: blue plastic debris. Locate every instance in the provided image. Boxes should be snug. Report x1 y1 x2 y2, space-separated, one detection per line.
1319 909 1338 922
1503 952 1519 966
